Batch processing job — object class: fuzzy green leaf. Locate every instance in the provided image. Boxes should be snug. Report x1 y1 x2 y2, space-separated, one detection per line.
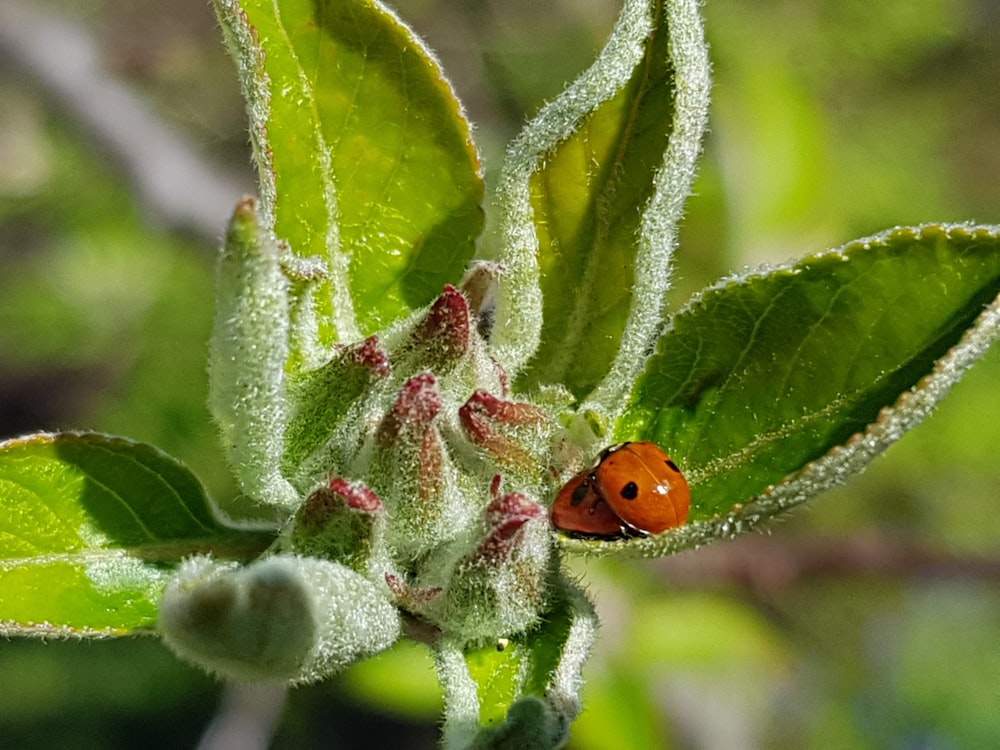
516 3 672 397
462 577 595 745
464 612 569 729
620 224 1000 517
495 0 710 407
0 433 272 635
214 0 484 346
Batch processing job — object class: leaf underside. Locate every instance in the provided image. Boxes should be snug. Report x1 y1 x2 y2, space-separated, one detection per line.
0 433 272 635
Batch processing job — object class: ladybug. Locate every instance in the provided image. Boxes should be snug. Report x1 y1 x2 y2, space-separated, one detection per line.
550 469 625 537
551 442 690 538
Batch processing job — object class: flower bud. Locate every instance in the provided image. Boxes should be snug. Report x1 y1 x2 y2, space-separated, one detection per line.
373 374 472 556
283 335 392 486
434 487 554 644
459 390 550 474
159 555 400 685
401 285 471 371
289 478 386 574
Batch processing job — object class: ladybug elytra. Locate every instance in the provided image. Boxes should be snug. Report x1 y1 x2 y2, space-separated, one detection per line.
551 442 690 538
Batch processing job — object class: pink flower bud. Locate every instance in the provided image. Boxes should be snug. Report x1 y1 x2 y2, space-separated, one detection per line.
291 479 385 570
326 477 383 512
477 491 545 563
406 285 471 368
459 390 547 471
377 373 443 446
344 335 392 378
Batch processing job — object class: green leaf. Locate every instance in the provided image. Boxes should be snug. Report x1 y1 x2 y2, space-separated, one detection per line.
461 604 571 730
465 640 524 728
494 0 710 407
463 576 594 736
0 433 273 635
618 224 1000 517
516 2 672 398
214 0 484 346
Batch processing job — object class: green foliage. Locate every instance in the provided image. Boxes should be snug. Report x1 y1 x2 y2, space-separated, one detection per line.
0 433 270 634
215 0 484 349
515 0 676 398
621 225 1000 515
1 0 998 747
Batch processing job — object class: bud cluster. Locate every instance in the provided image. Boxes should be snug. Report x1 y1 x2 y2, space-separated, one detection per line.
164 210 576 684
278 279 563 648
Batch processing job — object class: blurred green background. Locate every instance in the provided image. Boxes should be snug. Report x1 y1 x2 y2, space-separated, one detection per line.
1 0 998 747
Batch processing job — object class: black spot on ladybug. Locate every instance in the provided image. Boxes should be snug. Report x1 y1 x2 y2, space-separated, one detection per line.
666 459 680 472
570 482 590 506
620 481 639 500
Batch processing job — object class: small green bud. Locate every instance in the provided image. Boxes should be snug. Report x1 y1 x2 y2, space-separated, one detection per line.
288 478 386 574
435 484 554 644
283 335 392 487
159 555 400 685
208 198 298 511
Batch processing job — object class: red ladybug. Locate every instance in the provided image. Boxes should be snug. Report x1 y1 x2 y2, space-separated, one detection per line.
551 442 690 538
550 469 625 537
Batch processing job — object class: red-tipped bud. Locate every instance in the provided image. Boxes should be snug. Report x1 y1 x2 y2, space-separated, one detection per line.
459 390 548 471
464 389 546 426
476 516 532 563
378 373 443 445
435 486 552 642
326 477 383 512
290 479 385 572
478 491 546 562
345 335 392 378
485 488 545 528
407 285 471 368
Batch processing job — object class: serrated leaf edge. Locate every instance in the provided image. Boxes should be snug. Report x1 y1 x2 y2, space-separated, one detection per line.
584 0 712 419
490 0 657 377
565 224 1000 558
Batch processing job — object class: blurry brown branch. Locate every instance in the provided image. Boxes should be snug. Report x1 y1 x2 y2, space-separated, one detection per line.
648 531 1000 595
0 1 253 241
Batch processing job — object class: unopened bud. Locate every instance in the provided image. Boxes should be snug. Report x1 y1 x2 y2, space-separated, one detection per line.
403 285 471 370
290 478 385 572
377 373 442 446
283 334 393 484
159 555 400 685
459 390 549 472
434 487 553 644
373 375 472 556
